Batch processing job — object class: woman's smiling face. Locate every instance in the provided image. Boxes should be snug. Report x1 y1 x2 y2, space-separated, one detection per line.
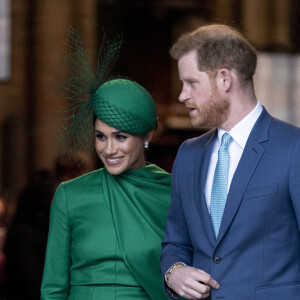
94 119 146 175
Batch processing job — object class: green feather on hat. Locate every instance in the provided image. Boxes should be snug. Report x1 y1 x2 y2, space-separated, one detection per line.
57 28 157 154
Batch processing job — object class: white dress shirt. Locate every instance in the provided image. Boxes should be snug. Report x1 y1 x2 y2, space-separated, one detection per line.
205 102 263 212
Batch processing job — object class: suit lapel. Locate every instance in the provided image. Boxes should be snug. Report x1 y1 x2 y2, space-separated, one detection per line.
216 108 271 245
195 129 218 246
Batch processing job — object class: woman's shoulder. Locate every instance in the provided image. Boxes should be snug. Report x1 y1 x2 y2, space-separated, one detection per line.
57 168 105 195
64 168 103 184
146 163 171 175
52 169 106 209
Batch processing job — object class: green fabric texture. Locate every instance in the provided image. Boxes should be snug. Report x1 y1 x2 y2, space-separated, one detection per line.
93 79 157 134
41 164 171 300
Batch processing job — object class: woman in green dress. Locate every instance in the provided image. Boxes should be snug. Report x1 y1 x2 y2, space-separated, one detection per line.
41 33 171 299
41 78 171 300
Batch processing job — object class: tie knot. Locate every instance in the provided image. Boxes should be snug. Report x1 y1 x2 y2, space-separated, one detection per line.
220 132 231 149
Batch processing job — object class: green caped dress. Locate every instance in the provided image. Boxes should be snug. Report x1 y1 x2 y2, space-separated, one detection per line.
41 163 171 300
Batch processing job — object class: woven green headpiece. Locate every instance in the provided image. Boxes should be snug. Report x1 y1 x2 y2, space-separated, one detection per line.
92 79 157 135
57 29 156 154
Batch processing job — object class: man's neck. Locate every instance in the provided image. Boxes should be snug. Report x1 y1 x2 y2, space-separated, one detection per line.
220 97 258 132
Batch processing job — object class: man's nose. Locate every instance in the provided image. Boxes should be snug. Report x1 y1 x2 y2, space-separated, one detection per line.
178 86 189 102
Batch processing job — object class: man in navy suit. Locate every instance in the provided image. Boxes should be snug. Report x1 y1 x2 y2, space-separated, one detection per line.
161 24 300 299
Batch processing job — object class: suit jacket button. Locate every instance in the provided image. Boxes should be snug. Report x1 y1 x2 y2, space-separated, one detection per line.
214 256 221 264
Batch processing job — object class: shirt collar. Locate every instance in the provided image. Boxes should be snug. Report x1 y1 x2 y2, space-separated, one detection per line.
218 101 263 149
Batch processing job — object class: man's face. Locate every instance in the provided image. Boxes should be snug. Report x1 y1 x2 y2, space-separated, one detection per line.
178 51 230 128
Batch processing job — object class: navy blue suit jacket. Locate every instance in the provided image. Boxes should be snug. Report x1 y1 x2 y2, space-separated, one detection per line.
161 107 300 299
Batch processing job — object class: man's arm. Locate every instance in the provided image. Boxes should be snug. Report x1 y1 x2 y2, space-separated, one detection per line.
161 143 194 275
290 138 300 227
161 143 219 299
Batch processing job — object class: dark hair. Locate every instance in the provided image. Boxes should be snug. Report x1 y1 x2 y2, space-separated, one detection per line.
170 24 257 85
93 114 158 136
11 169 55 227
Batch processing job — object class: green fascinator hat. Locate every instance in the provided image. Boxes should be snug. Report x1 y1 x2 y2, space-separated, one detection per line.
58 29 156 154
93 79 157 135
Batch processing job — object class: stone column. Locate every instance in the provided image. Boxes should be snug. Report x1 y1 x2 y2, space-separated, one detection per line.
33 0 97 170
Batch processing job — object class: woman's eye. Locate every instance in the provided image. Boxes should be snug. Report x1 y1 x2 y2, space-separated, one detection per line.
116 134 127 141
96 133 106 141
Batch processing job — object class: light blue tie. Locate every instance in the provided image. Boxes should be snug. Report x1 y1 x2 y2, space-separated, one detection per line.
210 132 232 238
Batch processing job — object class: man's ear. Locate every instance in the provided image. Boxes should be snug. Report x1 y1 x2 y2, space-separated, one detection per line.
216 68 233 92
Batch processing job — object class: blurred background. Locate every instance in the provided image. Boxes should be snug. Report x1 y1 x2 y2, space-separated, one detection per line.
1 0 300 193
0 0 300 298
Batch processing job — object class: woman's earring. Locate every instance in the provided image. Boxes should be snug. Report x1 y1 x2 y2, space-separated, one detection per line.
144 141 149 149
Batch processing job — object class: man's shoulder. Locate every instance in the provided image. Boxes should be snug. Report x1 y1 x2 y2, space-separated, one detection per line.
253 107 300 143
270 116 300 135
258 107 299 133
180 129 216 150
266 116 300 146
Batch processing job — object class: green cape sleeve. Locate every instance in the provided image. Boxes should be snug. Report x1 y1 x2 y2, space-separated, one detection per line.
101 164 171 299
